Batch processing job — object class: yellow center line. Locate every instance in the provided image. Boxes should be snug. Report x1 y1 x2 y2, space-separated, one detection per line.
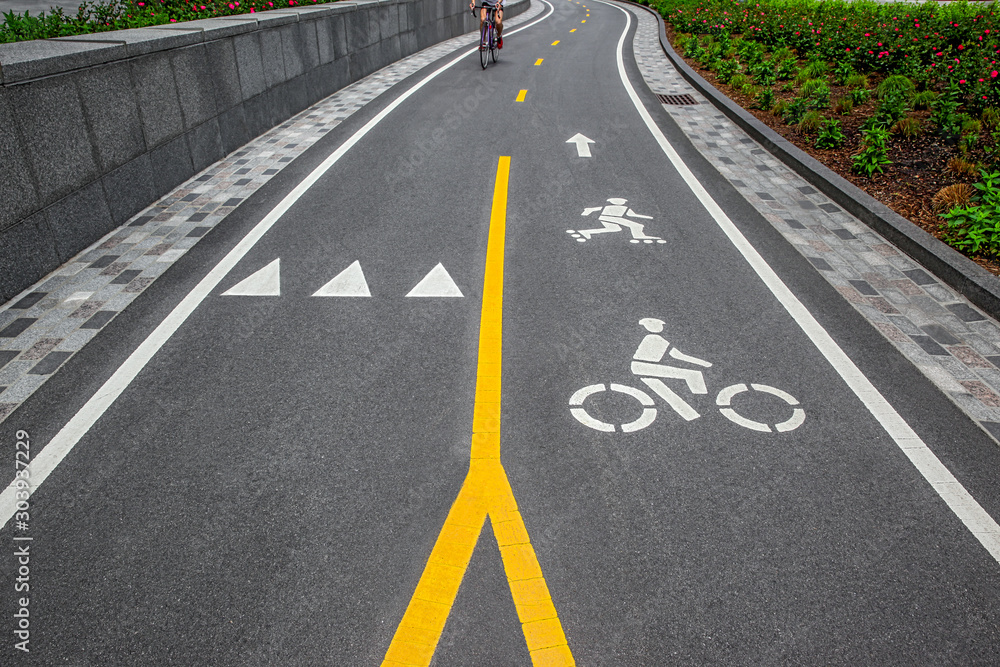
515 89 528 102
380 157 574 667
581 19 586 23
535 58 544 66
551 40 560 45
569 28 576 32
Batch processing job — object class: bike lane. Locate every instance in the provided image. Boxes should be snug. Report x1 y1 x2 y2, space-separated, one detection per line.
0 0 999 665
0 6 563 665
494 0 1000 663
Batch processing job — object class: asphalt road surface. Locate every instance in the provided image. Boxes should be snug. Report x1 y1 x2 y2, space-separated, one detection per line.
4 0 1000 664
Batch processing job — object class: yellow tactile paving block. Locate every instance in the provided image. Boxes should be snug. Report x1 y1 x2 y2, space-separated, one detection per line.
500 543 545 581
426 535 477 565
437 520 481 546
510 578 559 624
384 639 436 664
475 402 501 422
491 512 530 546
398 598 451 632
530 644 576 666
470 432 501 459
414 562 468 603
522 618 568 651
476 383 500 404
446 496 487 528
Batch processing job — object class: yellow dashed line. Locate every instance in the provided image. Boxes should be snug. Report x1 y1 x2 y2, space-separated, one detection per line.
535 58 543 66
569 28 576 32
380 157 575 667
515 89 527 102
581 19 586 23
551 40 560 45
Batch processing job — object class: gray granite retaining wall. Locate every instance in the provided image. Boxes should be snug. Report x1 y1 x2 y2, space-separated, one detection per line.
0 0 526 302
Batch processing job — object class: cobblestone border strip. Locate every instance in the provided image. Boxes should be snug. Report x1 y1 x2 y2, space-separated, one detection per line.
0 0 544 424
623 0 1000 444
632 0 1000 321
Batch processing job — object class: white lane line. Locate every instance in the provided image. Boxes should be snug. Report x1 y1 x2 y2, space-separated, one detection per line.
0 1 556 529
603 1 1000 561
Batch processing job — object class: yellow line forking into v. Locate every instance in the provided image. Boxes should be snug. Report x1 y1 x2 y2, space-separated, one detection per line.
381 157 574 667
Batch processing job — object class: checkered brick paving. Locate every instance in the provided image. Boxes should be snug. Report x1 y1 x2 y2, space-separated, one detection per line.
624 1 1000 442
0 0 546 424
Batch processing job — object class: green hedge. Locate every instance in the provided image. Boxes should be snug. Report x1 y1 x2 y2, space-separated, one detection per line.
653 0 1000 110
1 0 337 43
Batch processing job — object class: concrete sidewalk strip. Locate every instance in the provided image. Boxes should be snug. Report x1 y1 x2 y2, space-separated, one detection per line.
623 2 1000 443
0 0 546 425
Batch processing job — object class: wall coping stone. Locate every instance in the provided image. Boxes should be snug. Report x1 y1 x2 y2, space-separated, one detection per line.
151 17 263 38
0 39 126 84
55 27 205 58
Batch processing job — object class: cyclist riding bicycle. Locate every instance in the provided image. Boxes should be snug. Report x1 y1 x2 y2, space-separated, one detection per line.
471 0 503 49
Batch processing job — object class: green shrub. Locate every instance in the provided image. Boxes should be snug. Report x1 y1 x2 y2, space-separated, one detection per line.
983 107 1000 129
816 118 846 149
783 97 808 125
795 59 828 84
852 126 893 177
913 90 939 111
833 96 854 115
931 81 963 142
729 73 747 89
716 59 739 84
833 61 856 86
741 83 761 98
941 170 1000 257
876 75 916 101
771 46 795 62
850 87 870 106
755 88 775 111
771 98 790 117
801 80 830 110
844 74 869 89
776 58 799 81
750 60 776 87
797 110 824 133
963 118 983 136
874 91 910 127
891 117 922 139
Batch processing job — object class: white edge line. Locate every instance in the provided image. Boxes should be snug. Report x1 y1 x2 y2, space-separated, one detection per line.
0 0 555 529
602 0 1000 562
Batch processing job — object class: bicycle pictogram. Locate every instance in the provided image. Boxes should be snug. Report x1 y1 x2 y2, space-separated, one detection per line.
569 318 805 433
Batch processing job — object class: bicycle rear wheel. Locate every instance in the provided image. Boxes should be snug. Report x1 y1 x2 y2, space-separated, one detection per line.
480 23 489 69
491 22 499 63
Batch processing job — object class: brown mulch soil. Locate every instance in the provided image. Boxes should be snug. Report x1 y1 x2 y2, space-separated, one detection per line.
664 26 1000 276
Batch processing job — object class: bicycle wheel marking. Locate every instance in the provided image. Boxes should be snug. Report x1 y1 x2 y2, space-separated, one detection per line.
716 383 805 433
382 157 575 667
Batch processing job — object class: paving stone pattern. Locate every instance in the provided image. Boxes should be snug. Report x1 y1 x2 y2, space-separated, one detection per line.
625 2 1000 443
0 1 545 425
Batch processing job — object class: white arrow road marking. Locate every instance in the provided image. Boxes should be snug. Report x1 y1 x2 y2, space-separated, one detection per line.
222 259 280 296
406 263 464 297
313 260 371 297
566 133 595 157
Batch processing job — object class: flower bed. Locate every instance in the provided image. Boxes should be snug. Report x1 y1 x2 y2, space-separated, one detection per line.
0 0 334 43
647 0 1000 273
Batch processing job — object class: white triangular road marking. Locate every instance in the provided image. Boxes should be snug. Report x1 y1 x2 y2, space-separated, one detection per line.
222 259 280 296
312 260 371 297
406 263 463 297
